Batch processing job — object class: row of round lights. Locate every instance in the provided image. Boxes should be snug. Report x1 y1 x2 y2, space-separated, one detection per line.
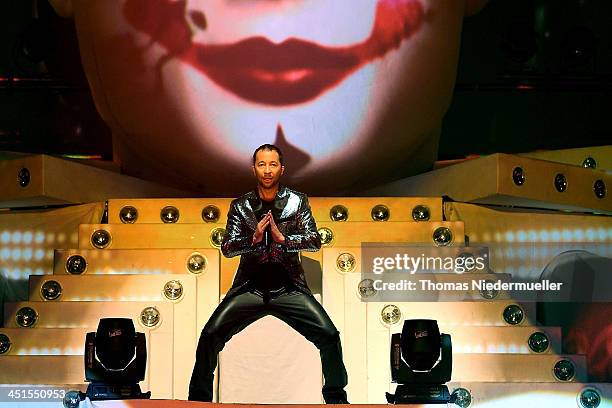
90 225 454 250
512 166 607 198
328 204 431 222
35 279 186 302
64 253 207 276
378 304 525 327
119 205 222 224
118 204 433 224
13 305 163 329
449 386 601 407
318 226 453 248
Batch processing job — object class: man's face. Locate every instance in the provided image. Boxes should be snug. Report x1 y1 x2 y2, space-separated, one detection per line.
253 149 284 190
56 0 475 195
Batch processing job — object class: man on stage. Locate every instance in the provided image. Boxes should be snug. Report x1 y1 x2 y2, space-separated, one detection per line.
189 144 349 404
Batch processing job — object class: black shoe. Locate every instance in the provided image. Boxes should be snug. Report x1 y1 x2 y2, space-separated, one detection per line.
187 390 212 402
326 398 349 404
323 389 349 404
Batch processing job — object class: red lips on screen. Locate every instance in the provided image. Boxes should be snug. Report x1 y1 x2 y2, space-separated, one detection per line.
123 0 424 106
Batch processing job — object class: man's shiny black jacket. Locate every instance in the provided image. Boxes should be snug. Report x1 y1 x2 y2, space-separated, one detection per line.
221 184 321 297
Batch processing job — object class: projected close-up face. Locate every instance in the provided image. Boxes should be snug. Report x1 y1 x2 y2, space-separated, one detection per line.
53 0 485 195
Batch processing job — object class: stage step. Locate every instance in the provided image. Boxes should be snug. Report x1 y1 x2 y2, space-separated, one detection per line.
0 328 88 355
27 274 216 332
3 301 182 398
75 221 464 294
0 355 166 397
443 201 612 287
366 301 535 327
0 384 604 407
52 247 227 298
406 325 562 354
77 221 465 250
366 153 612 213
106 197 443 224
322 262 536 402
0 152 189 209
4 301 171 330
53 248 220 277
367 353 587 393
445 381 612 408
518 145 612 171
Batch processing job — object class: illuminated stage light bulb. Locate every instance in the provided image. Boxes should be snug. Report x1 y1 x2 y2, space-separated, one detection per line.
336 252 356 273
329 205 349 222
503 304 524 325
371 204 390 221
411 205 430 221
201 205 220 223
91 230 111 249
433 227 453 246
187 253 207 274
119 206 139 224
160 206 180 223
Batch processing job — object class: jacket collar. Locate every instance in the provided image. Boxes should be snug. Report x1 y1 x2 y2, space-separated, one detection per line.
247 184 289 219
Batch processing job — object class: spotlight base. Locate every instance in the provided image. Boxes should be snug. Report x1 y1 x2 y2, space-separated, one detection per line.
386 384 450 404
85 382 151 401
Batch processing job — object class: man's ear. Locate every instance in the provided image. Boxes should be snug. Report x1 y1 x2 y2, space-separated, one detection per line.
280 166 285 176
465 0 488 16
252 166 257 177
49 0 74 18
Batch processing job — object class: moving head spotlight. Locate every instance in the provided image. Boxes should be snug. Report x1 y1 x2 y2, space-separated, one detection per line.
83 318 151 400
386 319 452 404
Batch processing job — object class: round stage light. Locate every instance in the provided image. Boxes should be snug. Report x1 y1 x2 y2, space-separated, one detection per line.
479 280 499 300
503 304 524 325
140 307 161 328
201 205 220 223
553 359 575 382
329 205 349 222
318 227 334 247
358 279 377 298
381 304 401 325
528 331 549 353
63 391 81 408
210 227 225 248
187 253 207 274
41 280 63 301
91 229 111 249
66 254 87 275
18 167 30 187
433 227 453 246
593 180 606 199
582 157 597 169
336 252 356 273
160 206 180 223
371 204 390 221
163 280 184 301
512 167 525 186
554 174 567 192
411 205 431 221
0 333 11 355
119 206 138 224
16 306 38 328
579 388 601 408
451 387 472 407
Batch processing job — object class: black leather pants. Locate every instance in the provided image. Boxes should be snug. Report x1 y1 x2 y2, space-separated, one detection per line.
188 287 348 403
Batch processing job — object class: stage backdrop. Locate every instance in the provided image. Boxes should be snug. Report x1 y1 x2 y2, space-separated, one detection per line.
49 0 487 195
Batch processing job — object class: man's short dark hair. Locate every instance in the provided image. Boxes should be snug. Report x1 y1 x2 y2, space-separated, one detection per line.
252 144 284 166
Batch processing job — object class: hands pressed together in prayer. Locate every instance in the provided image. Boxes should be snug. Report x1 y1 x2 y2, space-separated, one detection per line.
252 210 285 245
